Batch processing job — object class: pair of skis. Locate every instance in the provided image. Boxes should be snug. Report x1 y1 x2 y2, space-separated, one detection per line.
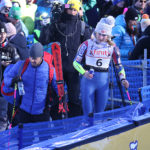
51 42 68 119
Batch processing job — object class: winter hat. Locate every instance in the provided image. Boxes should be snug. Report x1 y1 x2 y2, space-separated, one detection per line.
113 0 125 5
0 0 12 11
9 6 21 20
140 14 150 32
0 21 7 33
5 22 16 38
67 0 82 12
11 0 21 7
30 42 44 59
134 0 147 3
95 16 115 36
125 7 139 22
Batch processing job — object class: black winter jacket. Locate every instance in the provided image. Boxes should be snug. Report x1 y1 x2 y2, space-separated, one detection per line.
39 12 92 72
9 33 29 60
0 41 20 85
129 25 150 60
0 42 20 63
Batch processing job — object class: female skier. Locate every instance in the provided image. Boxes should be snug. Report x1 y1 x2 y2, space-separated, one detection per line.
73 16 129 116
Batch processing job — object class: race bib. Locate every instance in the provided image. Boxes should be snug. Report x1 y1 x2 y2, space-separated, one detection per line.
85 45 113 69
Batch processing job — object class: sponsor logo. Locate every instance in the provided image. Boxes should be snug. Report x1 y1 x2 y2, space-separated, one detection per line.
92 49 111 57
129 140 138 150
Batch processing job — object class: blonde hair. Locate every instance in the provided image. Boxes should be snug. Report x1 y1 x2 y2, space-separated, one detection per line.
93 32 115 46
107 37 115 46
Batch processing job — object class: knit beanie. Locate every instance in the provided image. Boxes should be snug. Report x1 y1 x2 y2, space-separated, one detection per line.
0 21 7 33
11 0 26 9
125 7 139 22
140 14 150 32
0 0 12 11
67 0 82 12
30 42 44 59
9 6 21 20
5 22 16 38
113 0 125 5
95 16 115 36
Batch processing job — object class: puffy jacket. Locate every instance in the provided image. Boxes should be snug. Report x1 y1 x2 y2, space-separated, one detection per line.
112 14 136 60
3 60 57 115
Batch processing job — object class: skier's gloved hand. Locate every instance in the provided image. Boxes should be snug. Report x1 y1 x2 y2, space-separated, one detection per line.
84 71 93 79
121 79 129 89
11 76 21 87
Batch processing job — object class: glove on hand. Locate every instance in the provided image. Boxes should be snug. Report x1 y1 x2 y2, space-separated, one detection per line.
11 76 21 87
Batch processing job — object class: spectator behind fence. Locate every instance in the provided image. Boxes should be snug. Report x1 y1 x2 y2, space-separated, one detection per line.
144 1 150 16
82 0 99 28
105 0 127 18
8 6 29 37
132 0 147 18
39 0 92 118
0 21 20 131
130 0 148 38
96 0 112 19
0 22 20 82
112 7 139 60
0 0 12 23
21 0 37 34
129 14 150 60
3 43 58 125
5 22 29 60
73 16 129 116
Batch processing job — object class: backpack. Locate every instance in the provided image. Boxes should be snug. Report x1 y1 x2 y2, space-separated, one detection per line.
1 51 54 106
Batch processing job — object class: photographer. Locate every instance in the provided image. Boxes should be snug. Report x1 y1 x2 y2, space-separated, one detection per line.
39 0 92 118
0 21 20 131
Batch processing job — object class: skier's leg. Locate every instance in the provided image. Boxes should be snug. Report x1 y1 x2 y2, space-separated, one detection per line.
81 76 95 116
95 72 109 113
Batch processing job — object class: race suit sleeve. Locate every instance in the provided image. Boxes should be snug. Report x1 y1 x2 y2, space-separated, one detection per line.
112 45 126 81
73 41 88 75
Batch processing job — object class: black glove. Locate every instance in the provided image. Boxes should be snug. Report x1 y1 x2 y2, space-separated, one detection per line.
11 76 21 87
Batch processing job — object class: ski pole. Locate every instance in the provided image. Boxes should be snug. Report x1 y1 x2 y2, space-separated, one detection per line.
112 61 126 106
125 88 132 105
8 83 17 150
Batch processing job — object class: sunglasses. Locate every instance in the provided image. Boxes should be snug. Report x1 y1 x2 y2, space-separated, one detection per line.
98 33 107 36
140 0 146 3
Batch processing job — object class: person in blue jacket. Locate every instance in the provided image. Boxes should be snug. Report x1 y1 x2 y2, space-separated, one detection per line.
3 42 57 124
112 7 139 60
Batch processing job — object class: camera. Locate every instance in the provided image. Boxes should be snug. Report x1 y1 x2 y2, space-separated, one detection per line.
51 1 73 23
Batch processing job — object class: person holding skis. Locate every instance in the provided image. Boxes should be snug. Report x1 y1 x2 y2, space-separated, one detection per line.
3 42 58 125
73 16 129 116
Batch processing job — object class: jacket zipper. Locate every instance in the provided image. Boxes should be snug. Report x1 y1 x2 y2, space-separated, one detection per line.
30 68 37 113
